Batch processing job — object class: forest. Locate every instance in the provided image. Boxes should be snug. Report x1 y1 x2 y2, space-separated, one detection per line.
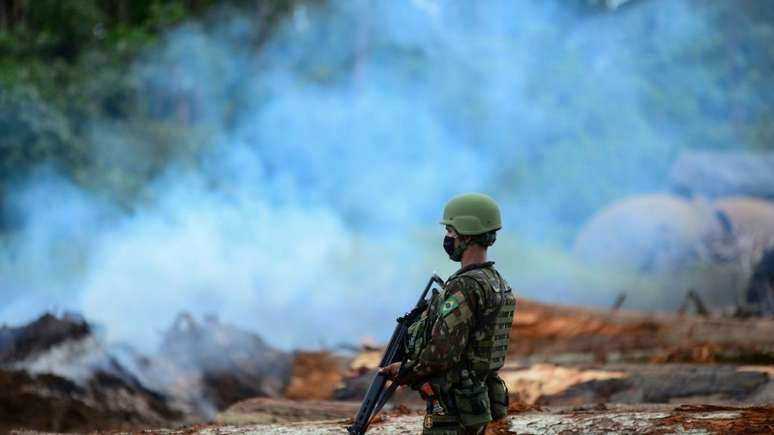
0 0 307 225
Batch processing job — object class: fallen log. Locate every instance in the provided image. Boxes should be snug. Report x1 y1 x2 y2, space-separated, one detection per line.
216 398 361 424
511 299 774 364
498 363 773 406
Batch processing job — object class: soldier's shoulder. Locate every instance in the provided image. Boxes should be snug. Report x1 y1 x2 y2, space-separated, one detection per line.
445 272 487 309
448 262 491 279
457 266 490 279
491 266 512 288
445 273 483 294
451 264 511 295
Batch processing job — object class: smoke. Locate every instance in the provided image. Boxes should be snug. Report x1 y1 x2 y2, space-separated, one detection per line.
0 0 745 349
0 171 115 323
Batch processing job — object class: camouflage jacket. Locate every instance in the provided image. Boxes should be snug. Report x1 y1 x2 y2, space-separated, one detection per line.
403 261 515 386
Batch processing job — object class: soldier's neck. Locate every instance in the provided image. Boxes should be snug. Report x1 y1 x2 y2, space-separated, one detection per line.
461 246 487 268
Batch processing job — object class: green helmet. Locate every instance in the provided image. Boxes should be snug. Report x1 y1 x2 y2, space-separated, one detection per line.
440 193 502 235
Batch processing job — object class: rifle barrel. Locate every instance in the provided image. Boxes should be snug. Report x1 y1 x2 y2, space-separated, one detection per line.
347 274 440 434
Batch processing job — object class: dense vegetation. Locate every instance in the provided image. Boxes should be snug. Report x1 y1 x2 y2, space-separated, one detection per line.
0 0 305 225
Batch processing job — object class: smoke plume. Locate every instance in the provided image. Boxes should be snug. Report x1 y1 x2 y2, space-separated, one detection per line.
1 0 756 348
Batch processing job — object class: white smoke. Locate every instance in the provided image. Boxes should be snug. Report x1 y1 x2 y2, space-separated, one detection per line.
0 0 730 349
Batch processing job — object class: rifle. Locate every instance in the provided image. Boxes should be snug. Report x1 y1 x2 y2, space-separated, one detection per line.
347 273 445 435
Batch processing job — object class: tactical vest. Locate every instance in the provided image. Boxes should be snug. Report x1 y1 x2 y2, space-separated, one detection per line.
451 264 516 377
405 263 517 380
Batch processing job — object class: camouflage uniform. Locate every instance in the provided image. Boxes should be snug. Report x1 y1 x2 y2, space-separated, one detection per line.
404 261 516 435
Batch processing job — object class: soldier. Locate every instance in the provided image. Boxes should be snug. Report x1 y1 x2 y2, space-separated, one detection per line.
380 193 516 435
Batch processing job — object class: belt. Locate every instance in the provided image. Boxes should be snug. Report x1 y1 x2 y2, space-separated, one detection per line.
424 414 460 429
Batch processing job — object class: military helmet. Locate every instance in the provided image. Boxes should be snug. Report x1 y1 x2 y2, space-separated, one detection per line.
440 193 502 235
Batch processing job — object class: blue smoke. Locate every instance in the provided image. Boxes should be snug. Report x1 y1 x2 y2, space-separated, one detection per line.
0 0 742 349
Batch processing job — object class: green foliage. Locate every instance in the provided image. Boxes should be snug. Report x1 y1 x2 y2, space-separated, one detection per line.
0 0 304 225
0 86 80 180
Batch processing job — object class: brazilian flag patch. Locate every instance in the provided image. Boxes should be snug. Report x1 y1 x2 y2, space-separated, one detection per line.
438 296 461 317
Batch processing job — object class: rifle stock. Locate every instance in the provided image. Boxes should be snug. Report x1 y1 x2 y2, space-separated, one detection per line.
347 273 444 435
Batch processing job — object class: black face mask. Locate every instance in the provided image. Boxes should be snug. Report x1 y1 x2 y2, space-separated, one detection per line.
443 236 463 262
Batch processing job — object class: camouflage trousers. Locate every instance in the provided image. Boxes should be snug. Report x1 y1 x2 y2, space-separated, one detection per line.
421 413 487 435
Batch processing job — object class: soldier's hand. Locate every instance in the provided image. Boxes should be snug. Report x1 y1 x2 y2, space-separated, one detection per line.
378 362 401 380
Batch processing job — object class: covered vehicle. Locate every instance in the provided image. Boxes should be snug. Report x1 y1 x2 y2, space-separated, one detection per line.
573 151 774 314
573 194 741 310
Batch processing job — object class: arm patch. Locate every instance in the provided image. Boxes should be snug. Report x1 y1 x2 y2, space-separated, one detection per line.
438 293 464 317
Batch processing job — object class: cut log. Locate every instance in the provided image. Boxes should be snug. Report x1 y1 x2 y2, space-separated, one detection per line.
216 398 360 424
499 363 772 406
511 299 774 364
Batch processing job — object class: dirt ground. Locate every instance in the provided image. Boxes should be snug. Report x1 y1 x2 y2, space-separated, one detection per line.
6 301 774 434
15 403 767 435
